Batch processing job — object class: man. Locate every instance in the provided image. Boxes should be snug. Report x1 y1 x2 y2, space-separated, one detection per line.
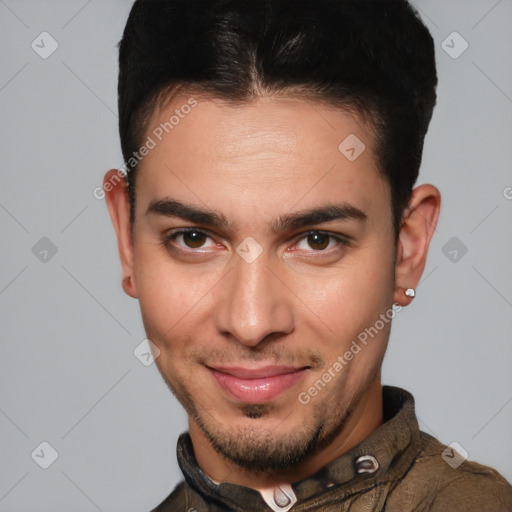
104 0 512 510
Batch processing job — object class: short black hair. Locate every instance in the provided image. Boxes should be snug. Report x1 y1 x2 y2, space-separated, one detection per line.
118 0 437 237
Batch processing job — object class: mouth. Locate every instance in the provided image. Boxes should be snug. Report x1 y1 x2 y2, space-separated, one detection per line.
207 365 310 404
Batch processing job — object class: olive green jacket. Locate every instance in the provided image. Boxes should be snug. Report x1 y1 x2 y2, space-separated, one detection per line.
152 386 512 511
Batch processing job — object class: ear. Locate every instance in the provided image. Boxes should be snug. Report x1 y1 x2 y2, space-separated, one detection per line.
103 169 138 298
394 184 441 306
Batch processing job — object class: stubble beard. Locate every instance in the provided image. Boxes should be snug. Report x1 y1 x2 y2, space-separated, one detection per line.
160 361 381 475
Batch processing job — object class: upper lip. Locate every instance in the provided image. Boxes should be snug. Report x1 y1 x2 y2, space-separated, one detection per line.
208 365 308 379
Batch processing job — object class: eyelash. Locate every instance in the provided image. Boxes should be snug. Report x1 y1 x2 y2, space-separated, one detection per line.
160 228 350 256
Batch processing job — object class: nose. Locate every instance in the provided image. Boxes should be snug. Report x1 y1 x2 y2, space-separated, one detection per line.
214 254 294 347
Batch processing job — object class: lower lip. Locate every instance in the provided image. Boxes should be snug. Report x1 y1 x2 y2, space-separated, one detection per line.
210 369 307 404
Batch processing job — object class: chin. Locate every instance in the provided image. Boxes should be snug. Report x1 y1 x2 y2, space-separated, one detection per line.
200 416 323 473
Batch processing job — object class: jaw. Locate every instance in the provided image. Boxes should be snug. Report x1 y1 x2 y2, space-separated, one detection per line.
185 372 383 486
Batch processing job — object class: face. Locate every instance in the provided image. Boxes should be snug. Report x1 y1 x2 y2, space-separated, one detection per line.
126 94 398 471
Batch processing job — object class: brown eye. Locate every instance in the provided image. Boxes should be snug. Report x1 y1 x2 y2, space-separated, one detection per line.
307 232 330 250
182 230 207 248
161 228 218 254
293 230 348 254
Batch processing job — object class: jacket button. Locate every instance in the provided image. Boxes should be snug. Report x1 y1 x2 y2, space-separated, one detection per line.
354 455 379 474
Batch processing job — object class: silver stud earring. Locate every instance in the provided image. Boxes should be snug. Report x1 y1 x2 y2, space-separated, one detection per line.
405 288 415 298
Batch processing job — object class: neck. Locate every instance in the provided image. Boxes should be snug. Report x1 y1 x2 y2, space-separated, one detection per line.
190 380 384 490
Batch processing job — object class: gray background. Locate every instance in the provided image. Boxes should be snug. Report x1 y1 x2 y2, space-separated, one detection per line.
0 1 511 510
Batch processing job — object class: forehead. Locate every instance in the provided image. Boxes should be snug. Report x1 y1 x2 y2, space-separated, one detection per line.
148 94 372 166
136 93 390 228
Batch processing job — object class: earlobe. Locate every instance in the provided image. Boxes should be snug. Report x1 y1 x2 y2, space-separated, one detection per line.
122 274 137 298
393 184 441 306
103 169 138 299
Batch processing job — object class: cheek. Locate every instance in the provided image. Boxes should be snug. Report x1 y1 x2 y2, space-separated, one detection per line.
299 253 394 331
292 244 396 380
133 244 199 341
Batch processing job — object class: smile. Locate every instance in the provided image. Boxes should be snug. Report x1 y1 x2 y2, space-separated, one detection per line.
207 365 309 404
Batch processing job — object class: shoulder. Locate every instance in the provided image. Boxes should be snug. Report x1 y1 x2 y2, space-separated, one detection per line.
394 432 512 511
150 481 187 512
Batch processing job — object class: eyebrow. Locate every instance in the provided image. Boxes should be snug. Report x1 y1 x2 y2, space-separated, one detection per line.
146 198 367 232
